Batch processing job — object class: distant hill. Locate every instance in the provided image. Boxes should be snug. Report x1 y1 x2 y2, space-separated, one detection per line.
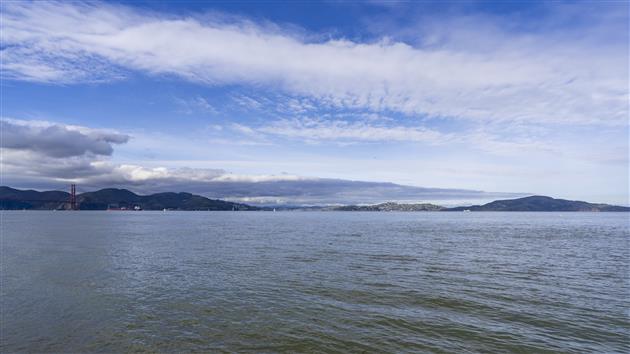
0 187 70 210
445 196 630 212
0 187 258 211
332 202 444 211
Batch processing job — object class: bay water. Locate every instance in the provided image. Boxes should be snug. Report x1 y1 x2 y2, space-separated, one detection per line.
1 211 628 352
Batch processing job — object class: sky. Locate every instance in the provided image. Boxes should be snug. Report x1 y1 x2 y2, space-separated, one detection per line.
0 0 628 206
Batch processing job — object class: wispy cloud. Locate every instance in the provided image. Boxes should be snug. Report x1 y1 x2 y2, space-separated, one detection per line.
217 117 555 156
174 96 217 115
2 1 627 126
258 117 448 144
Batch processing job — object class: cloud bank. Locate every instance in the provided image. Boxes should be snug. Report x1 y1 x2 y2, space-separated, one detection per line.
0 118 520 205
1 1 627 126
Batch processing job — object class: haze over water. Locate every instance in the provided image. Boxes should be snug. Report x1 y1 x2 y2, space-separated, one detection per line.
2 211 629 353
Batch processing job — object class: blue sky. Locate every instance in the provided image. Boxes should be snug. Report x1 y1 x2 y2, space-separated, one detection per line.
1 0 628 205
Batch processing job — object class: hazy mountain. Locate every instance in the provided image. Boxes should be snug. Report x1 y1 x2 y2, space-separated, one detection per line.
445 196 630 212
332 202 444 211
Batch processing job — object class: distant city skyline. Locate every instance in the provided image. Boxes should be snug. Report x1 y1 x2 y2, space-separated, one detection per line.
1 0 628 205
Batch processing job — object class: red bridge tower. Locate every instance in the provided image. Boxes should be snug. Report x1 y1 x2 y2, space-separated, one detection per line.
70 184 77 210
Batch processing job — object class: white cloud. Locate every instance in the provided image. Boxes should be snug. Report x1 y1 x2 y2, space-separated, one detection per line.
211 173 308 183
84 164 309 185
1 1 627 125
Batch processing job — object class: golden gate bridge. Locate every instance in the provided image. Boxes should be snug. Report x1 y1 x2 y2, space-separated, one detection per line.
0 184 79 210
69 183 77 210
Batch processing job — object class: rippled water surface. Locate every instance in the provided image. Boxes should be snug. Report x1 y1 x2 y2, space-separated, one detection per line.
1 211 629 353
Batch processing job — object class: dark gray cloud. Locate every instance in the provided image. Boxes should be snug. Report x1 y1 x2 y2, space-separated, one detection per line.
1 119 129 158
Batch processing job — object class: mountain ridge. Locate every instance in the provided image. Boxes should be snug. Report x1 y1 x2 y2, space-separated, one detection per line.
444 195 629 212
0 187 627 211
0 186 258 211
